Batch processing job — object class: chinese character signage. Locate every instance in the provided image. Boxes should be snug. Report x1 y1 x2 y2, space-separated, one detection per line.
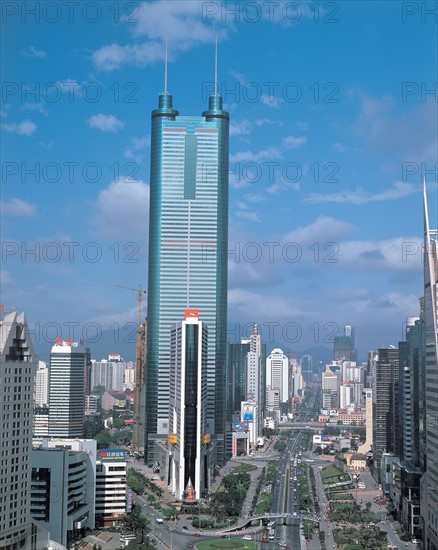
100 449 126 462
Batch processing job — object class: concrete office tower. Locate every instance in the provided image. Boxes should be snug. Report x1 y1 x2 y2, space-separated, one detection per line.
266 348 289 404
48 339 87 438
34 360 49 406
0 311 37 550
31 438 96 547
420 181 438 550
372 346 399 479
358 389 373 454
145 66 229 467
168 310 209 501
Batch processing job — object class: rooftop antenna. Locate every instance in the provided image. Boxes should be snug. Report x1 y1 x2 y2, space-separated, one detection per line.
214 33 218 96
164 37 168 94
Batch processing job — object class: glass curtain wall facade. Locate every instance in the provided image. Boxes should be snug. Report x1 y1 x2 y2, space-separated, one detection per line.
145 91 229 466
420 183 438 549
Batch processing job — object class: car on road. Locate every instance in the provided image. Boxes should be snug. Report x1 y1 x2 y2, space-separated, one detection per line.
182 525 188 530
243 535 252 540
191 533 201 537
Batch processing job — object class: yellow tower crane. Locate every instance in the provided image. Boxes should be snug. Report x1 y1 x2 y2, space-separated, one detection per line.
115 284 147 452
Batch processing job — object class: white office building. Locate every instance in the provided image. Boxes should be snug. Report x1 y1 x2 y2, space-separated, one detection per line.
266 348 289 403
95 449 127 527
34 361 49 406
48 340 87 438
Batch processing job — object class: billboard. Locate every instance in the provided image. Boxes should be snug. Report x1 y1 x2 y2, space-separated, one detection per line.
100 449 126 462
241 402 254 422
233 421 249 432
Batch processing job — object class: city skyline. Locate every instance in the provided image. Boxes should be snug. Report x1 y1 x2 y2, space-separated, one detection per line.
1 1 437 359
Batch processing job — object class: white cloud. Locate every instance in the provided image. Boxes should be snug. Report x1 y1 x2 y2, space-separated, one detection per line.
350 89 437 161
2 119 36 136
1 198 37 217
39 141 54 150
93 177 149 238
283 215 357 245
229 288 301 320
21 46 46 58
296 121 309 131
236 209 261 223
337 237 423 272
124 136 151 163
261 94 281 108
283 135 308 149
86 114 124 133
20 103 48 115
91 42 163 71
230 119 252 137
267 178 300 195
304 181 417 204
333 142 361 153
230 147 283 164
92 1 224 71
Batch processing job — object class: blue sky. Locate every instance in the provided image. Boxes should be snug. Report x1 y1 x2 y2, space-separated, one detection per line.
1 0 437 360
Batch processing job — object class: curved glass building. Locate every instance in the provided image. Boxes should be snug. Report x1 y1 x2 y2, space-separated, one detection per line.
145 89 229 467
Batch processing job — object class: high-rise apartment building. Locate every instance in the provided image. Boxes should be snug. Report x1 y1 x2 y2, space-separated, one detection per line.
48 339 88 438
168 310 209 501
420 182 438 550
0 311 37 550
145 79 229 466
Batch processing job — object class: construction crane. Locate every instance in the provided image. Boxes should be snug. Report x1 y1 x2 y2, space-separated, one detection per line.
116 284 147 451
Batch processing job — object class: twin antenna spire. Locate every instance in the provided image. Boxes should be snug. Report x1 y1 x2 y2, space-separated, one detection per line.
164 37 168 94
163 34 219 96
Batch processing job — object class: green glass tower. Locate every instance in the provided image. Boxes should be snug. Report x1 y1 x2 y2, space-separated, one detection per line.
145 86 229 467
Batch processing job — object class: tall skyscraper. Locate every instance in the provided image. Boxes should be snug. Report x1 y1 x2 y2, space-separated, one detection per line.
145 68 229 466
246 324 265 438
226 339 250 424
372 346 399 479
334 325 357 362
168 310 209 501
0 311 37 549
48 339 88 438
420 181 438 549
